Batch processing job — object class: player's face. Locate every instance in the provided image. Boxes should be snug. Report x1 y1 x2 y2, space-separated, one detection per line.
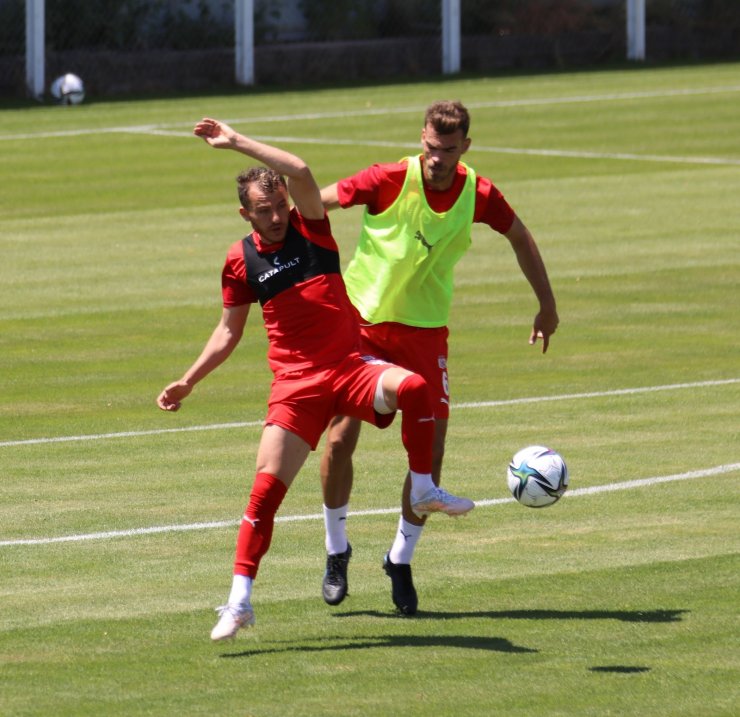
242 185 291 244
421 125 470 190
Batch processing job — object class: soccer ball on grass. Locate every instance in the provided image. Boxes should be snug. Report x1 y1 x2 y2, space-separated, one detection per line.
50 73 85 105
507 445 569 508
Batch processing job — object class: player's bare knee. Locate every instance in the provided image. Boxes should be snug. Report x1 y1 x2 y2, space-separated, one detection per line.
325 419 361 459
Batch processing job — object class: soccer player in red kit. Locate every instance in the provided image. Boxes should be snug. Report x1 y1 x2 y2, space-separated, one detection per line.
319 101 559 615
156 118 474 641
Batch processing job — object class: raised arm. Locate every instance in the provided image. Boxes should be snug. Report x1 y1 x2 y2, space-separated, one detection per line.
193 117 324 220
504 215 559 354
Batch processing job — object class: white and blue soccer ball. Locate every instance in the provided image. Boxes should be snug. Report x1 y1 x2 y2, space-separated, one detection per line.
50 73 85 105
507 445 569 508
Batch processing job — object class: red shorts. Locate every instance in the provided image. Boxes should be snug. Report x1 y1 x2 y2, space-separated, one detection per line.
354 308 450 420
266 353 396 450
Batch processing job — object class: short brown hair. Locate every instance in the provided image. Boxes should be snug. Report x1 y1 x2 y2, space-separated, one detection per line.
236 167 287 209
424 100 470 137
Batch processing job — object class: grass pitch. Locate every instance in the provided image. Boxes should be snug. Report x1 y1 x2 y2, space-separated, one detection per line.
1 62 739 716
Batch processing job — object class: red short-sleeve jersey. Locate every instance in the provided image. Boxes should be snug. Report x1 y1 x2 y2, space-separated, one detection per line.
336 158 516 235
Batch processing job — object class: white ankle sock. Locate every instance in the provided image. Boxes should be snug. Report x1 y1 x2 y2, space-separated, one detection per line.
409 471 436 504
227 574 252 606
389 515 423 565
323 504 349 555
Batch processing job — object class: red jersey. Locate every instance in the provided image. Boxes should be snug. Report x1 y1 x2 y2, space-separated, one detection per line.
336 157 516 234
221 209 360 376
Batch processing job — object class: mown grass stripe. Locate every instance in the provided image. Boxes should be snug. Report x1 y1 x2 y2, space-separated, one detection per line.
2 378 736 449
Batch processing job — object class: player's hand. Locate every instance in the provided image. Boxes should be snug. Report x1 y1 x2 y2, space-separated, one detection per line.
529 308 559 354
193 117 237 149
156 381 193 411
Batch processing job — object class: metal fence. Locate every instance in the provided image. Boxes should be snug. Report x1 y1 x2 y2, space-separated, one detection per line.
1 0 738 100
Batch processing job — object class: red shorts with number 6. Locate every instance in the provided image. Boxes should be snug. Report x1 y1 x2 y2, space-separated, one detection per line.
353 306 450 420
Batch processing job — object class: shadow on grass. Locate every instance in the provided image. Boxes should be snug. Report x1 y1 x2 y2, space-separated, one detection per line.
220 634 537 659
331 608 688 623
589 665 652 673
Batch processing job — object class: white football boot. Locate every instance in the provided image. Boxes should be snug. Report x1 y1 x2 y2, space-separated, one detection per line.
410 486 475 518
210 603 255 641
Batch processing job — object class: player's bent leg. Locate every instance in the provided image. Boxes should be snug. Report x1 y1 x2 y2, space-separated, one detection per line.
386 373 473 519
400 418 449 523
381 370 434 474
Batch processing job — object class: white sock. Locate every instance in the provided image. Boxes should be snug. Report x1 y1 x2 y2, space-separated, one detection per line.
389 515 424 565
409 470 436 504
323 504 349 555
228 574 252 607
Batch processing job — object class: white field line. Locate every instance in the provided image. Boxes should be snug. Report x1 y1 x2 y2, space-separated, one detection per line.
9 127 737 166
2 462 738 548
0 421 265 448
454 377 740 410
189 134 740 167
2 378 737 450
3 84 740 141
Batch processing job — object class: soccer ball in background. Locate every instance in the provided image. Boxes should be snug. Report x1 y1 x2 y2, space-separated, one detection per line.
507 445 569 508
50 73 85 105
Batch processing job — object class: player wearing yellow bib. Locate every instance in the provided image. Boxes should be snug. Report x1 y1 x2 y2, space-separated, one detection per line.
343 153 476 328
320 101 559 614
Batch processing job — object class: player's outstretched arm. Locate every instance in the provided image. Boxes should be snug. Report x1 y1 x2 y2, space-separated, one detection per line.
504 216 559 354
193 117 324 220
157 304 250 411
